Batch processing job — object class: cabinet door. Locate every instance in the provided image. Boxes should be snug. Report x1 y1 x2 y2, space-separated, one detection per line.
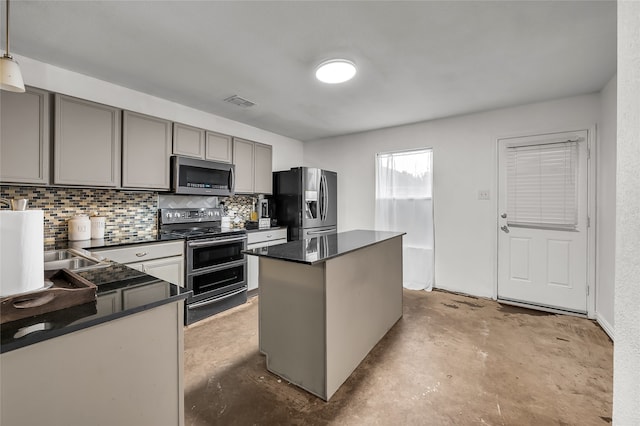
253 142 273 195
247 228 288 245
122 281 171 310
93 241 183 264
129 256 184 287
247 254 259 292
205 131 233 163
247 238 286 291
96 290 121 315
0 87 50 184
173 123 205 159
54 94 120 187
122 111 172 190
232 137 255 194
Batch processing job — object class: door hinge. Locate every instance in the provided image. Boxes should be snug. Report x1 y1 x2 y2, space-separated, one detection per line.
587 147 591 159
587 216 591 228
587 286 590 296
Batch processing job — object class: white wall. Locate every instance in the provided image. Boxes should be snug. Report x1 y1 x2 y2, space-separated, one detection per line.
15 55 304 171
304 94 601 298
613 1 640 423
596 74 617 339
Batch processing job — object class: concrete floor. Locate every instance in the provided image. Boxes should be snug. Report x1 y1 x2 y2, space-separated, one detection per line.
184 290 613 425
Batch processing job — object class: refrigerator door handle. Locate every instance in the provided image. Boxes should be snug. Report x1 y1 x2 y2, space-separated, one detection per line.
320 174 328 222
306 227 336 235
319 174 324 221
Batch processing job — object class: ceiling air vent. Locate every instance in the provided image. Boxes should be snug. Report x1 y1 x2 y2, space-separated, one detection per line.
223 95 256 108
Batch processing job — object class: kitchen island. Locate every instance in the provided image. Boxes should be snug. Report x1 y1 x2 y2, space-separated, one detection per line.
245 229 404 401
0 263 190 426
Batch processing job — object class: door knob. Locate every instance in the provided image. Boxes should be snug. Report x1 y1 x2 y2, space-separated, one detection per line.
501 213 507 219
500 225 510 233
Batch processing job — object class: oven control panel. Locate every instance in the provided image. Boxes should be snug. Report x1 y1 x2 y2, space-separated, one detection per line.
159 208 222 224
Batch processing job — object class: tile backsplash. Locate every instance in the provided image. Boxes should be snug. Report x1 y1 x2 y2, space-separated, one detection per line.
1 186 269 245
0 186 158 244
223 195 257 220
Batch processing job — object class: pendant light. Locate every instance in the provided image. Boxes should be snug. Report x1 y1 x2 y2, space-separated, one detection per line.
0 0 25 92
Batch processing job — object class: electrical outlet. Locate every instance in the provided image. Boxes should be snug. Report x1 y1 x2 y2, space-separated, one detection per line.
478 190 490 200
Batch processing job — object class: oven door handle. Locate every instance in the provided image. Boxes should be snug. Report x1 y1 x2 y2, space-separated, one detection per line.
188 287 246 309
187 237 247 247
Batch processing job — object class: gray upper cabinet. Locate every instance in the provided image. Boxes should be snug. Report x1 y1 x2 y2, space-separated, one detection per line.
254 142 273 194
205 131 233 163
232 138 255 194
54 94 121 187
232 137 273 195
172 123 205 159
0 87 50 185
122 111 172 190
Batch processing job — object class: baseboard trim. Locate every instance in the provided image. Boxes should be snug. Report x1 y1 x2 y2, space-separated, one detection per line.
596 313 615 341
497 298 587 318
433 285 492 300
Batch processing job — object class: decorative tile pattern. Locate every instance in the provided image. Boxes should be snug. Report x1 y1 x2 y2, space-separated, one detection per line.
0 186 158 245
222 195 255 219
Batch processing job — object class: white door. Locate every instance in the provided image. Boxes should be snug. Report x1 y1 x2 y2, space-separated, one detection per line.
497 130 589 313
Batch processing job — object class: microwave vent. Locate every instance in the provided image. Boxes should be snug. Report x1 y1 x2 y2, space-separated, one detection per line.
223 95 256 108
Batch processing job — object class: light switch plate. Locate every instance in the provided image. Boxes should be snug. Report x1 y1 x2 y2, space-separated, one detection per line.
478 190 490 200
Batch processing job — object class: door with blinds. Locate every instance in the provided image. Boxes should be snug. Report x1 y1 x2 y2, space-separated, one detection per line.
497 130 589 313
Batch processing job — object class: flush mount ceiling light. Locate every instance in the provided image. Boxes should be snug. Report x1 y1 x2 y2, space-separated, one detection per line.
0 0 25 92
315 59 357 84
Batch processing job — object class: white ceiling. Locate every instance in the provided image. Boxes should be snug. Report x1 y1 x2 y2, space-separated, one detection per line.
6 1 616 141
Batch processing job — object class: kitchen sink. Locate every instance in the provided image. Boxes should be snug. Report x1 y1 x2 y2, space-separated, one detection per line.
44 249 110 271
44 250 78 262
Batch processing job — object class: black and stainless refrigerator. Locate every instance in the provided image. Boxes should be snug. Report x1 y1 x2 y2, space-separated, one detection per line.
273 167 337 241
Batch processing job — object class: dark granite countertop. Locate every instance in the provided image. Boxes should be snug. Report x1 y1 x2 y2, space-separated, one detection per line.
245 226 286 233
0 263 190 354
244 229 405 265
49 233 184 251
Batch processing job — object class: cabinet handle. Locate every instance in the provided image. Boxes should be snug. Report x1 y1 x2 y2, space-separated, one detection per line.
136 252 148 257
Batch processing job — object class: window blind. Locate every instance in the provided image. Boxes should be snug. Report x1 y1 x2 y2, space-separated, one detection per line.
506 141 579 230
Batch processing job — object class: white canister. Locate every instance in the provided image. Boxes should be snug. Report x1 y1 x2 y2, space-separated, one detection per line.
68 214 91 241
90 216 106 239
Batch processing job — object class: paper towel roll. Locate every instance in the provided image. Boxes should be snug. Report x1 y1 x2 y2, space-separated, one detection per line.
0 210 44 297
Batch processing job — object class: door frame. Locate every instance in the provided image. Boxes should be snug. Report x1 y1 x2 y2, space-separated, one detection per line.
492 126 597 318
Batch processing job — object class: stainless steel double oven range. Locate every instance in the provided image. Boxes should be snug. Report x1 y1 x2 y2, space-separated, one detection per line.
159 208 247 325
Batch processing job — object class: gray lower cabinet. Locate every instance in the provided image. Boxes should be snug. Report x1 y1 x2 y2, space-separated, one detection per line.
0 302 185 426
173 122 205 158
127 257 184 288
92 241 184 287
122 281 171 310
205 130 233 163
54 94 121 187
232 137 273 194
0 87 50 185
247 228 287 291
122 111 172 190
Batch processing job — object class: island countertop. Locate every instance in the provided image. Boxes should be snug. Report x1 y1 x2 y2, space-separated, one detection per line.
244 229 405 265
0 263 190 354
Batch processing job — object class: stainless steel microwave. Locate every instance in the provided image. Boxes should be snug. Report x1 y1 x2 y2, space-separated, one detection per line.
171 156 235 196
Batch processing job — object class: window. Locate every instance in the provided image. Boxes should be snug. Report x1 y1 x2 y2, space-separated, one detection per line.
506 141 579 230
375 148 434 290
